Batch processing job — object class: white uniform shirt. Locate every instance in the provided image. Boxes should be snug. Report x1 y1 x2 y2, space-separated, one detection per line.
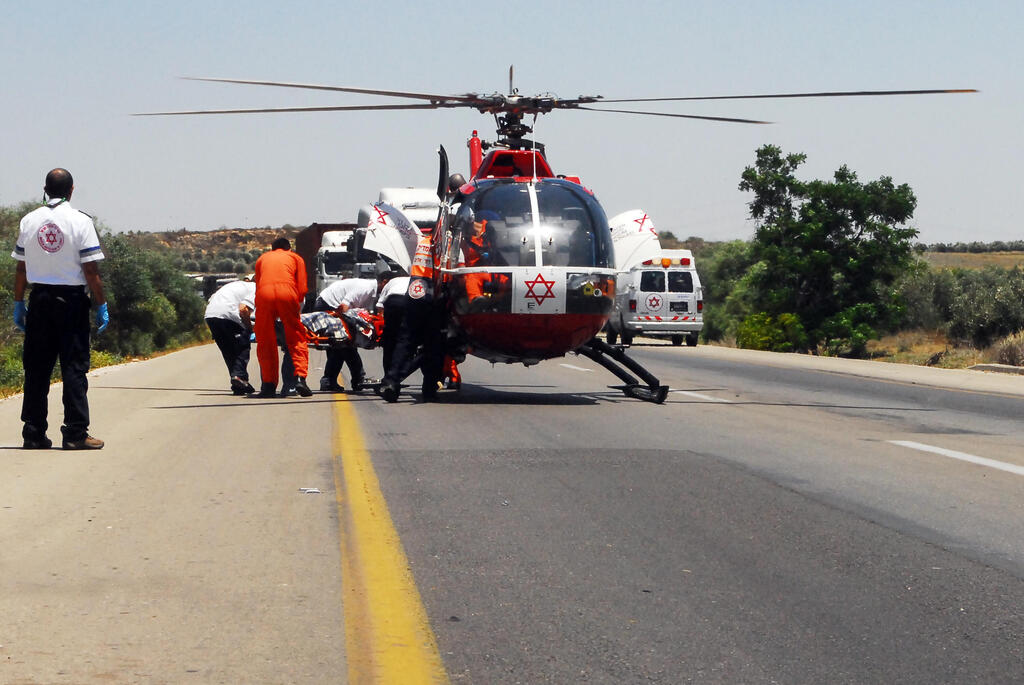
318 278 377 309
205 280 256 326
12 200 104 286
376 276 411 309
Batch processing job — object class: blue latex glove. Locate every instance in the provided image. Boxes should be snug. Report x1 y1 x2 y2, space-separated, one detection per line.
13 300 26 332
95 302 109 334
249 332 256 343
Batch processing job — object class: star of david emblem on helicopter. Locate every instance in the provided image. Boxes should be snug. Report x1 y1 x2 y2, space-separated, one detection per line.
524 273 556 306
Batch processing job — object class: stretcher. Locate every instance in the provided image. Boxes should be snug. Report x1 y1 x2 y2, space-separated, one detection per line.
299 308 384 350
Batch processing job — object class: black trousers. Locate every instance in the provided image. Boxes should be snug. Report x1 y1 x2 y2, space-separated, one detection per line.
381 295 407 375
313 299 365 384
383 294 444 392
22 285 92 442
206 317 251 381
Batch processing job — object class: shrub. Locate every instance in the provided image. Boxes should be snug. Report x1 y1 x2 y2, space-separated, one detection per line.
736 312 808 352
819 303 878 357
991 331 1024 366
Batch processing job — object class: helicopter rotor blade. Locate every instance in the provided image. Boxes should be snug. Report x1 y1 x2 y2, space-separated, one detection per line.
598 88 978 104
181 76 489 104
576 106 771 125
133 102 465 116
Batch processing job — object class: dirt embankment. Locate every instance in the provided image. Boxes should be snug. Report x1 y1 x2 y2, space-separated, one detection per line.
152 226 304 253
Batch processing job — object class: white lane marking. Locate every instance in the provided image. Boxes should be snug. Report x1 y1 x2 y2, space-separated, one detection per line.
672 390 732 403
888 440 1024 477
559 364 593 372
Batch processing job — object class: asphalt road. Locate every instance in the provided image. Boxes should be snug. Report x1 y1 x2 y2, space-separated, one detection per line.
2 341 1023 684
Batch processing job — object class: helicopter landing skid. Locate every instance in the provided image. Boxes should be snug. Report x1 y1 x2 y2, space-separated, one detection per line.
575 338 669 404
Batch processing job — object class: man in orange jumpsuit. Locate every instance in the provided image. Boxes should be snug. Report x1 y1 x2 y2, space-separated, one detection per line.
253 237 312 397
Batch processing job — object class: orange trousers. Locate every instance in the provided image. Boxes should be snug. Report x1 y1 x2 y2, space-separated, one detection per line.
255 286 308 384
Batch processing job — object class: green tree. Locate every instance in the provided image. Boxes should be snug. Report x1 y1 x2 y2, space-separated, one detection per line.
696 240 757 341
96 233 206 357
738 145 918 354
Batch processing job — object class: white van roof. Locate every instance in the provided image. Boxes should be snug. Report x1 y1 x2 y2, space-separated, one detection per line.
658 248 695 262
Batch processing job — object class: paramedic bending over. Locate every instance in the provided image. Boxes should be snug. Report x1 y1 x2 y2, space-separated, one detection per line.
313 272 390 392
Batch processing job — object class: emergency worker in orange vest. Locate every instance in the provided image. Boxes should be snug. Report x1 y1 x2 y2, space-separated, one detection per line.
379 233 445 402
253 238 312 398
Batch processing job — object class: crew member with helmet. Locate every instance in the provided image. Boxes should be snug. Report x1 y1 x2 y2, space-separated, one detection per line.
12 168 108 450
253 237 312 398
205 276 257 395
463 209 499 305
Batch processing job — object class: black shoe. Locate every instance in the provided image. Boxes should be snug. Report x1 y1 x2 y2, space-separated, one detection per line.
279 387 297 397
62 435 104 450
421 382 440 402
320 377 345 392
231 377 255 395
294 377 313 397
23 436 52 449
380 378 400 403
256 382 277 398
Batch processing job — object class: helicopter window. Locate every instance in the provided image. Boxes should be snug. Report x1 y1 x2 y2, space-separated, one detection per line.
459 181 613 268
640 270 666 292
667 271 694 293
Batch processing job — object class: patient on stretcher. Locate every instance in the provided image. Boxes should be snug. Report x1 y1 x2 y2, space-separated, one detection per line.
298 308 384 350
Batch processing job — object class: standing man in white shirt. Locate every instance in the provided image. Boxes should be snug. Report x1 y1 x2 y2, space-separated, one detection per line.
12 168 109 450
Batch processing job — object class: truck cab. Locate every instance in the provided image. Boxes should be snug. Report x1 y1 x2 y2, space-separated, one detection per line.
315 230 356 294
607 248 703 346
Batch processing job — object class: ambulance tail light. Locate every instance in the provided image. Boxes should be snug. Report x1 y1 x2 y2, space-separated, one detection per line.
629 299 637 312
697 300 703 312
680 257 691 266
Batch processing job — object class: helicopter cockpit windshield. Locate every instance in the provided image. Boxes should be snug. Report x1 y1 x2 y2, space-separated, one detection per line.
450 180 613 269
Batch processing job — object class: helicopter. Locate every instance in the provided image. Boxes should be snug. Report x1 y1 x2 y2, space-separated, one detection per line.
137 68 975 403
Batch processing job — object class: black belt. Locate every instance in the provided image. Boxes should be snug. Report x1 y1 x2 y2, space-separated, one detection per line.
32 283 86 293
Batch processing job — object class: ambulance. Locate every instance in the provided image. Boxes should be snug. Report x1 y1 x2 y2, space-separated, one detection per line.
606 249 704 346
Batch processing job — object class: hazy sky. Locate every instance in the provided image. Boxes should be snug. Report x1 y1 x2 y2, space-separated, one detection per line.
1 1 1019 244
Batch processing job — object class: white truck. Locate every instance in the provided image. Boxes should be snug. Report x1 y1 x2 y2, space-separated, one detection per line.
315 229 356 294
606 210 704 346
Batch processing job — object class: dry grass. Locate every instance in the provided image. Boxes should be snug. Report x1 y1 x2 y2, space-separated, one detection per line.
866 330 986 368
920 252 1024 270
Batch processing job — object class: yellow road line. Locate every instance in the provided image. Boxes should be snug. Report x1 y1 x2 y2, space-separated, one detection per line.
332 394 449 684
